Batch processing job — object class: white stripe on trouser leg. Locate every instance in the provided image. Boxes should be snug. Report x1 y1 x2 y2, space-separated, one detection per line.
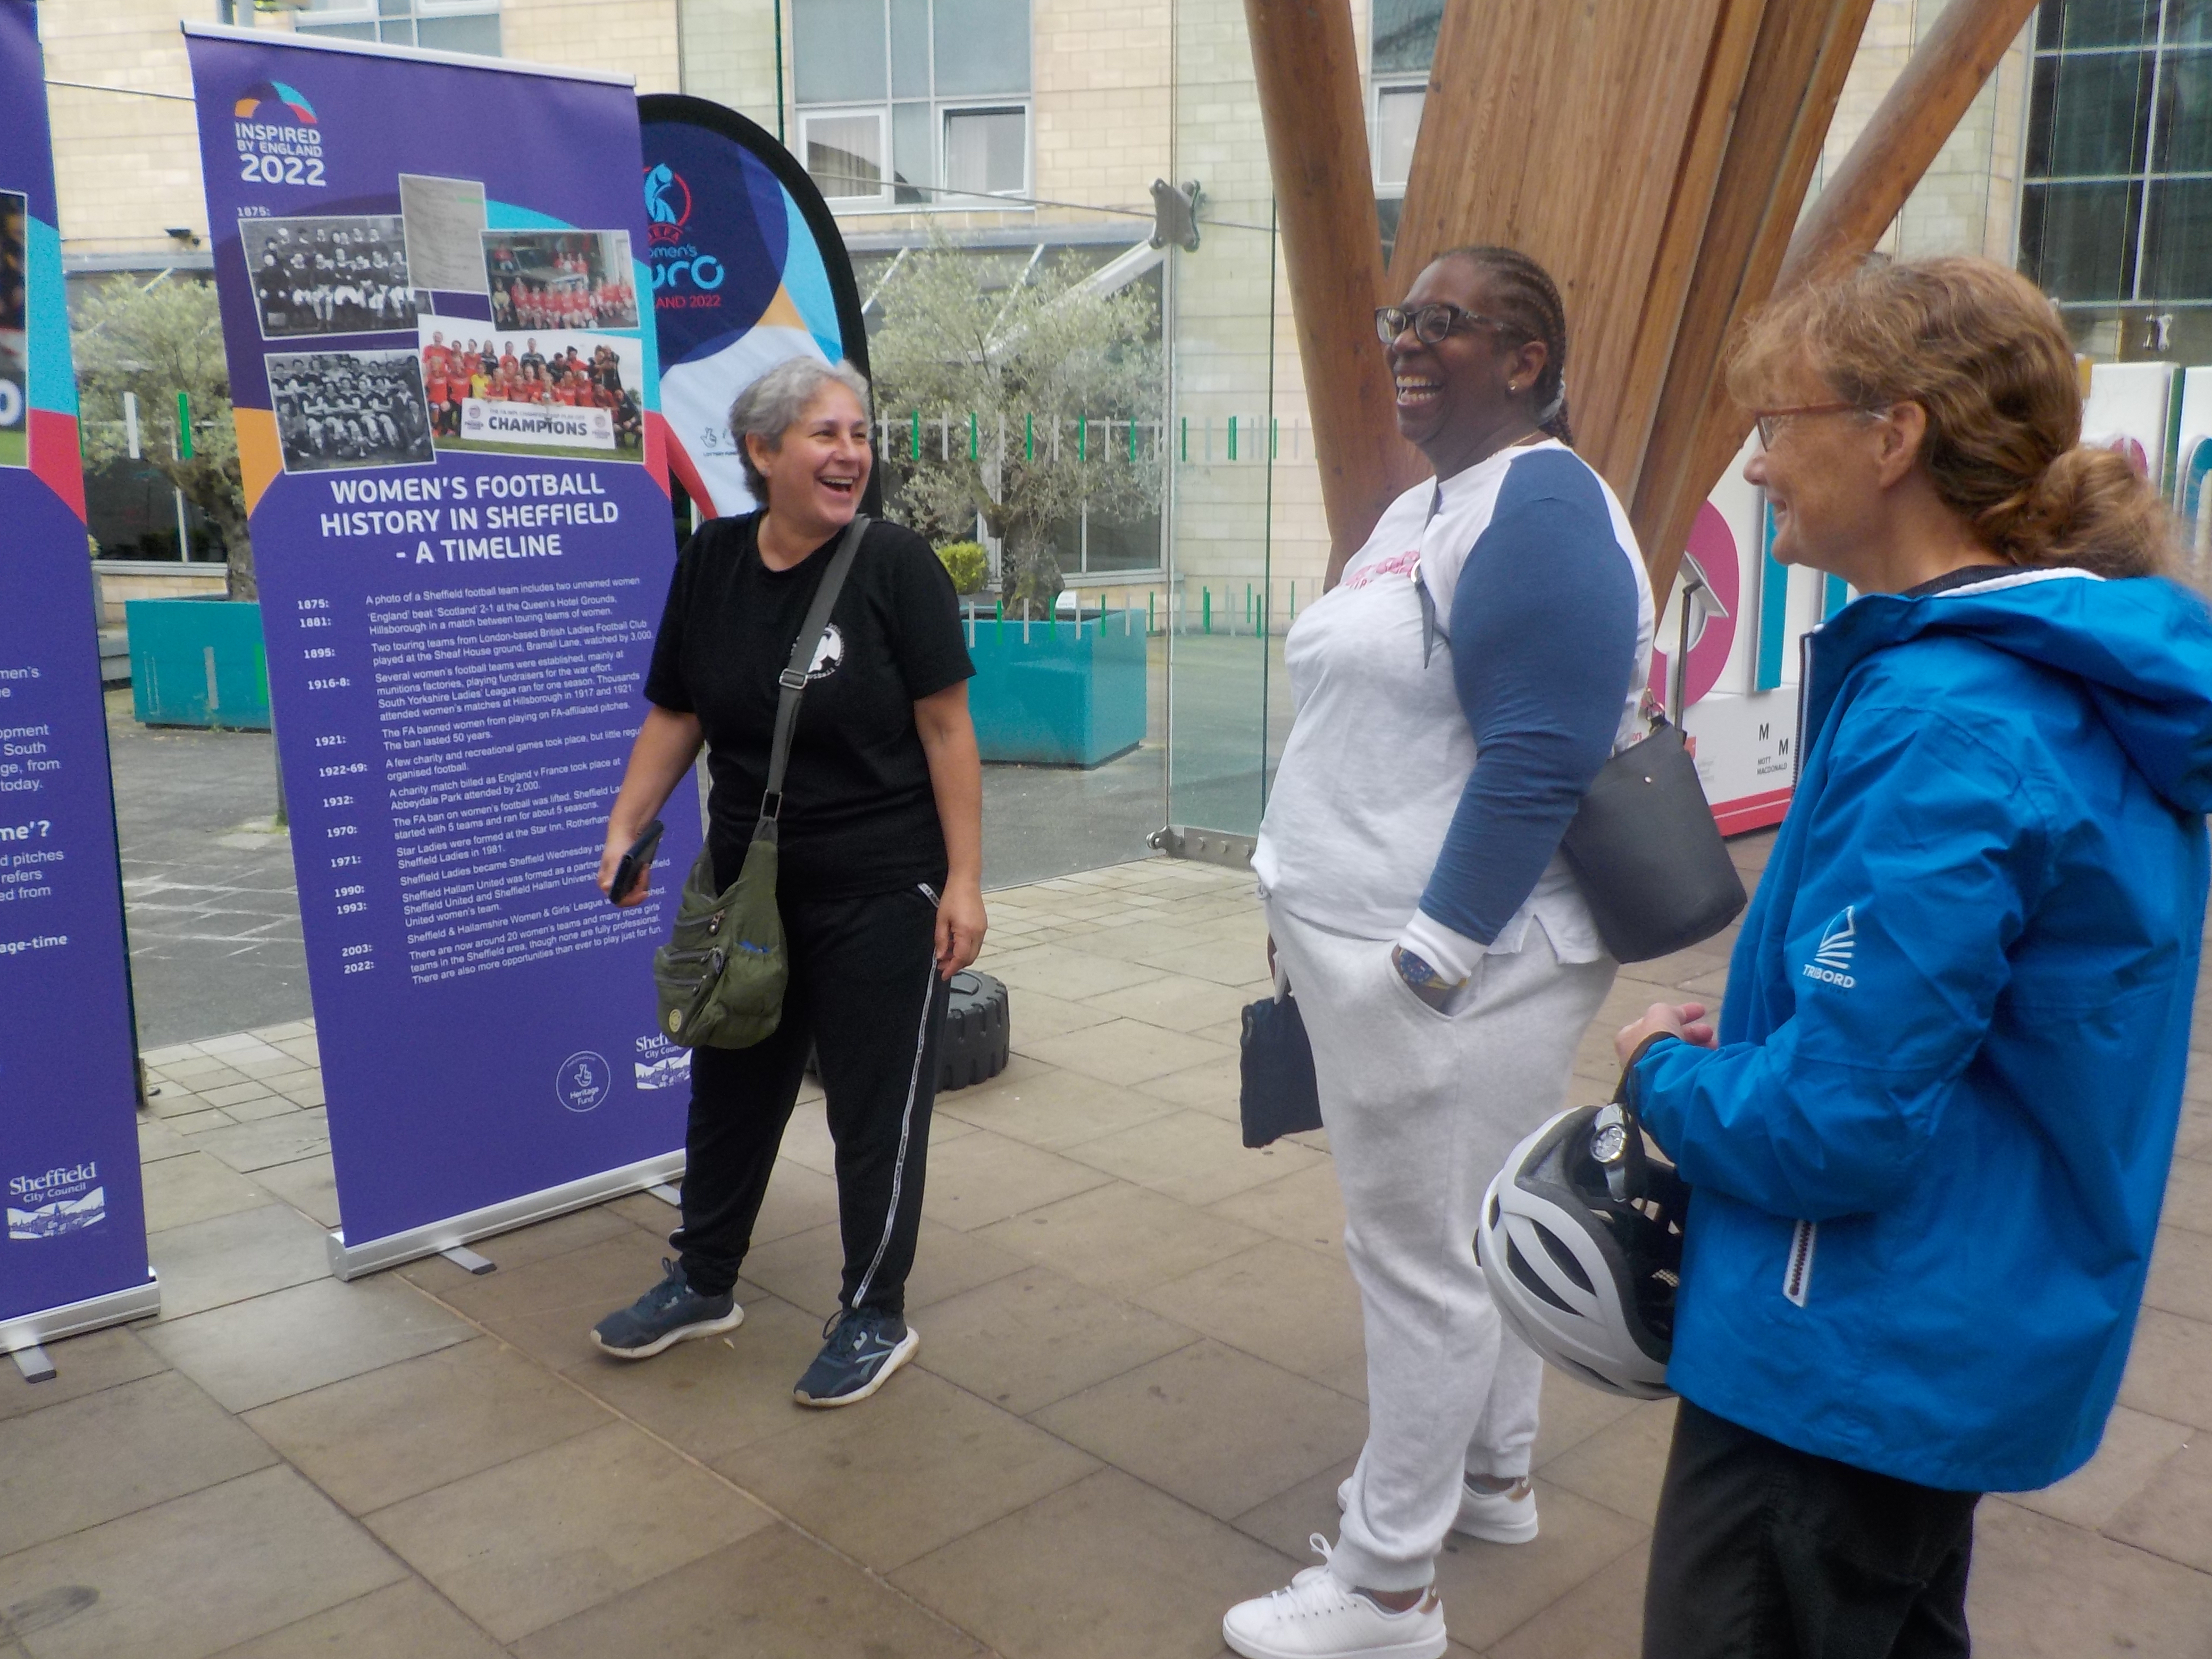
850 883 939 1311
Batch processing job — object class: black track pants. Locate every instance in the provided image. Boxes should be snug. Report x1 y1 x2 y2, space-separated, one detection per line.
1643 1400 1982 1659
672 881 947 1316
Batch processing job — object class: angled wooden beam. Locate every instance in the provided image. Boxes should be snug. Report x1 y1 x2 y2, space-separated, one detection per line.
1638 0 2042 598
1630 0 1878 597
1389 0 1763 504
1244 0 1426 586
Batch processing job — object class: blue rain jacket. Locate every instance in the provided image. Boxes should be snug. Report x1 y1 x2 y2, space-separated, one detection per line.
1631 568 2212 1493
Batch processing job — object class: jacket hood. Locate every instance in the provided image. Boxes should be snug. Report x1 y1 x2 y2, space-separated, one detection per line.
1810 569 2212 815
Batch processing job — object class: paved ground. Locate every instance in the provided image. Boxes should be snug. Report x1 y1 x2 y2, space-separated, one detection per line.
105 691 310 1050
7 838 2211 1656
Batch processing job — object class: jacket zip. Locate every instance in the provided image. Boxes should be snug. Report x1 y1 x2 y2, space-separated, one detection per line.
1783 1219 1817 1307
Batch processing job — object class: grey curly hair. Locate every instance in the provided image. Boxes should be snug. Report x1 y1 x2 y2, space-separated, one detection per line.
729 355 873 506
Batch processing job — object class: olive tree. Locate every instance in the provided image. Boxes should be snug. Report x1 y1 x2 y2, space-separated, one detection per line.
73 274 255 596
868 244 1161 616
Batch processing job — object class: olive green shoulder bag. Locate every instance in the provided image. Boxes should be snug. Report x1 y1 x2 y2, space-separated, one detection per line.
653 514 868 1049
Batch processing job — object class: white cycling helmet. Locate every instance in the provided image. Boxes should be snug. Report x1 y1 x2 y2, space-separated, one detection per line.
1476 1096 1689 1401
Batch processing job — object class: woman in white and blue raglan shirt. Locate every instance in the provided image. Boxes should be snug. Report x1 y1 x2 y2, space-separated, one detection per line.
1226 247 1653 1659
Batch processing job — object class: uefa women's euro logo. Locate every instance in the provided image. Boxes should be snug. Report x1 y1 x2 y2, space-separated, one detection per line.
644 163 692 247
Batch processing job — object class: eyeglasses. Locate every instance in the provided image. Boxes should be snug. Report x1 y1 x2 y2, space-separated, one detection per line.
1374 303 1527 347
1752 402 1881 449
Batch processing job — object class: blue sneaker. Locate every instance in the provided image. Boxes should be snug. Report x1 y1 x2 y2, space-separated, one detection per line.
793 1306 919 1407
590 1259 742 1359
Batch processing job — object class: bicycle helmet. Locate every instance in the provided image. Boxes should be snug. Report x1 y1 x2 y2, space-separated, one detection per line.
1476 1092 1689 1400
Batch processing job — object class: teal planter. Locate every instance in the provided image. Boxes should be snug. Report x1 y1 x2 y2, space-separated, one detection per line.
967 607 1146 767
126 597 272 730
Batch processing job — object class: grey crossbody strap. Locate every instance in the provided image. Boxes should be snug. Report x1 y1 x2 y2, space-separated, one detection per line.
756 514 868 833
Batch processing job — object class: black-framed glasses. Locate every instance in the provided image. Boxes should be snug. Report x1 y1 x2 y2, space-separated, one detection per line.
1373 303 1527 347
1753 402 1881 448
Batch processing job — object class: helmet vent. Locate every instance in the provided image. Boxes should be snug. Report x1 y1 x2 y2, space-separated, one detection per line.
1536 1224 1595 1293
1505 1236 1574 1313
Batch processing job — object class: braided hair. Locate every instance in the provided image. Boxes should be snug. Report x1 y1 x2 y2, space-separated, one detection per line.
1435 245 1574 446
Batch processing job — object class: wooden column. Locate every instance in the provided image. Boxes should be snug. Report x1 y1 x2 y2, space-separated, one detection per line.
1244 0 1427 586
1388 0 1765 505
1629 0 1877 597
1635 0 2042 597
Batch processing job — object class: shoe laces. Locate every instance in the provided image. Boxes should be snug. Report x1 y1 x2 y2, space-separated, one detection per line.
822 1305 896 1347
1269 1537 1431 1620
642 1258 691 1312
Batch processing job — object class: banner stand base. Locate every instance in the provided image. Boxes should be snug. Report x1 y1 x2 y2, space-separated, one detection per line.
326 1151 685 1280
2 1272 164 1362
11 1345 56 1384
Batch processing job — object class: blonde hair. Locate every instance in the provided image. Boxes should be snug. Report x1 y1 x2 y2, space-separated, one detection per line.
1729 257 2175 580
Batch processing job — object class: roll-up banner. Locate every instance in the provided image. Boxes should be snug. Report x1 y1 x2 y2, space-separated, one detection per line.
638 95 875 520
182 23 701 1278
0 0 159 1356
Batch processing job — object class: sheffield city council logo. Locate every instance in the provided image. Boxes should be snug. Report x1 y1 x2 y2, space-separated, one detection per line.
232 79 326 188
7 1160 106 1242
556 1051 613 1113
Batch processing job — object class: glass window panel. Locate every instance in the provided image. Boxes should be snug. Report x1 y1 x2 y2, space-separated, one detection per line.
1372 0 1445 73
299 0 376 17
2026 53 2058 175
2021 180 2139 299
1375 85 1423 187
2047 50 2152 173
944 106 1025 195
933 0 1029 95
890 0 931 97
297 20 378 40
379 17 416 43
380 0 411 16
2166 0 2212 47
794 0 887 104
416 13 501 53
1083 509 1164 574
2157 48 2212 169
892 99 933 203
2142 177 2212 299
2053 0 2157 47
806 112 886 200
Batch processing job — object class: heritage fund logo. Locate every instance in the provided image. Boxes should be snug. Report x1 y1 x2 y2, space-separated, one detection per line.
232 79 328 188
7 1160 106 1241
556 1051 613 1113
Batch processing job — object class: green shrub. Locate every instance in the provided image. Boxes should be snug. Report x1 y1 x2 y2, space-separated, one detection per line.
936 540 990 594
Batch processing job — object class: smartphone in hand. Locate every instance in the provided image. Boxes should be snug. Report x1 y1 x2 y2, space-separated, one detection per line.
608 819 665 904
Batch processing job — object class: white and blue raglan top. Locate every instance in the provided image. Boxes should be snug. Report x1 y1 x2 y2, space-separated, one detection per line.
1254 440 1653 974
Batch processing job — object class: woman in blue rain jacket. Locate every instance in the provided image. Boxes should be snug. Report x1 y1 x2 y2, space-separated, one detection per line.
1616 257 2212 1659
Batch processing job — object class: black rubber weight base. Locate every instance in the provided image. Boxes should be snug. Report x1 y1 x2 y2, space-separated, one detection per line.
937 969 1011 1091
802 969 1012 1093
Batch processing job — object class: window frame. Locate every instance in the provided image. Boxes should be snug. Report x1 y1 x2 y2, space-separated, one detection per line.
939 101 1033 202
1371 79 1427 192
801 106 895 208
791 0 1034 214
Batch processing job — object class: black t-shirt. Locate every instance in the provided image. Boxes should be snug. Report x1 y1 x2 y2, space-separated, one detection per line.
645 513 973 899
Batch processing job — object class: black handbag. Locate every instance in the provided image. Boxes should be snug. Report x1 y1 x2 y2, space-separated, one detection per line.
1239 974 1323 1149
1557 715 1747 964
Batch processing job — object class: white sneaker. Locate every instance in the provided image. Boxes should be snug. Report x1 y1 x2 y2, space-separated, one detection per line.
1221 1534 1447 1659
1336 1474 1540 1545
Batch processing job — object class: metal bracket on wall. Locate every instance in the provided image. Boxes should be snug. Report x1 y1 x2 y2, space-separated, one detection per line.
1150 825 1257 870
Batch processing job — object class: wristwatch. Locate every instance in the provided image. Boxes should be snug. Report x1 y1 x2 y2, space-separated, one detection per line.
1390 944 1465 1012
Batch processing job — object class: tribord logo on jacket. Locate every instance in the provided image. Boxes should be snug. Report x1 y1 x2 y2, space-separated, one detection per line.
1802 906 1857 987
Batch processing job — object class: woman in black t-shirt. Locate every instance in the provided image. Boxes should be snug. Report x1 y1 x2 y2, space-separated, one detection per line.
589 355 985 1409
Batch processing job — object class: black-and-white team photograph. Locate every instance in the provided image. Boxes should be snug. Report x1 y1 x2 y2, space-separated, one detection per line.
242 214 419 339
266 348 435 473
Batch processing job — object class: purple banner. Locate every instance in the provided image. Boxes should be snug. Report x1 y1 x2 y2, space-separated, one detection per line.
0 0 154 1338
183 24 700 1263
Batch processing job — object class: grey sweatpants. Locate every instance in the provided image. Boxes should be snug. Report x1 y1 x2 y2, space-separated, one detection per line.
1267 900 1615 1593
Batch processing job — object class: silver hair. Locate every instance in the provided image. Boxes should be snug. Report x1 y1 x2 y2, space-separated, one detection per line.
728 355 872 505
